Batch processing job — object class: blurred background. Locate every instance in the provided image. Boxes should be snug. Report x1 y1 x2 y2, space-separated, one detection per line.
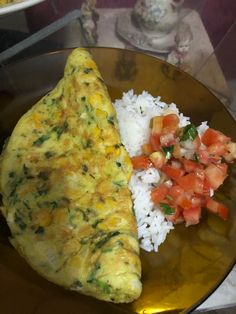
0 0 236 118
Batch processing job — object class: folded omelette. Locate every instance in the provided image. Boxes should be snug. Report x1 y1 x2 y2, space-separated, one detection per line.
0 48 142 303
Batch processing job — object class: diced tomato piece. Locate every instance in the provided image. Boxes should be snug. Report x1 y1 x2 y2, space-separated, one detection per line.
151 184 169 204
204 163 228 190
206 198 218 213
197 148 220 164
182 158 199 173
206 198 229 220
193 135 201 150
209 156 222 164
163 113 180 127
162 164 184 181
151 116 163 134
183 206 201 227
160 133 176 147
150 151 166 169
194 167 205 181
142 143 153 155
179 194 202 211
176 193 193 210
162 114 180 133
201 128 230 146
174 211 185 224
177 173 204 195
200 196 208 207
216 163 228 175
207 142 227 156
191 196 202 208
131 155 153 170
165 206 184 224
150 133 161 151
168 185 184 201
203 178 211 195
197 148 210 165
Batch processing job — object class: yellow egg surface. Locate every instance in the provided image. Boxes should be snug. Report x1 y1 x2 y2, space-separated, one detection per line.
0 48 142 303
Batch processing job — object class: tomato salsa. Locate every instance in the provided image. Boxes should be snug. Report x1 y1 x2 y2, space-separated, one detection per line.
131 113 236 226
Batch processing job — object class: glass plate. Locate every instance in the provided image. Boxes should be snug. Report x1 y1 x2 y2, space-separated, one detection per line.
0 47 236 314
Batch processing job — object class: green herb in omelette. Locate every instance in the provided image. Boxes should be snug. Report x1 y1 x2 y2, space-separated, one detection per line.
33 134 50 147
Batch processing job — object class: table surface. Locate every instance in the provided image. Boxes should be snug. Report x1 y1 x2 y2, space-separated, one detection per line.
0 6 235 313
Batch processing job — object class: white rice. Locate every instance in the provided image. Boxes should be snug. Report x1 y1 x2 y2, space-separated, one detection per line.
113 90 208 252
114 90 190 157
129 169 174 252
197 121 209 136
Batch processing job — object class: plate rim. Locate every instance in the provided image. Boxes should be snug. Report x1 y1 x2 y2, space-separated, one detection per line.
1 46 236 313
3 46 235 123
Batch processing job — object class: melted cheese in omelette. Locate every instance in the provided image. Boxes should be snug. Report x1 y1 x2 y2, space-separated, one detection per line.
0 48 142 303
